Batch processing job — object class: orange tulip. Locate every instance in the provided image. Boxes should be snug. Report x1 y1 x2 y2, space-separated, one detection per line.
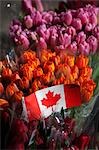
41 72 55 84
27 59 40 71
22 76 30 89
43 61 55 73
40 49 56 63
20 50 36 63
33 67 43 78
20 64 33 81
50 55 61 66
71 65 79 80
12 91 23 103
81 80 96 102
59 51 67 63
66 55 75 67
75 55 89 69
32 79 42 92
80 66 92 80
56 64 71 80
6 83 19 100
54 75 65 85
2 67 12 79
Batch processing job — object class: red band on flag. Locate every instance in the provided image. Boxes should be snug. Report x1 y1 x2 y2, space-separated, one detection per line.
25 93 41 120
64 84 81 108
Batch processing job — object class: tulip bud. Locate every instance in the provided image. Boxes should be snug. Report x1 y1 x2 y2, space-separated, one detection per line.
6 83 19 100
72 18 82 30
24 15 33 29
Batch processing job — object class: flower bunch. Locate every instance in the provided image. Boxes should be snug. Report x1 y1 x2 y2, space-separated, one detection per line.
1 109 91 150
0 49 96 105
9 2 99 54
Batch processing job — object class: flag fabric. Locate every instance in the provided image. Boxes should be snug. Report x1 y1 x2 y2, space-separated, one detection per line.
22 84 81 121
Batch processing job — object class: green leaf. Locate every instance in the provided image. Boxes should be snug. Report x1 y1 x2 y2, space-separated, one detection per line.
91 53 99 68
92 65 99 80
94 80 99 96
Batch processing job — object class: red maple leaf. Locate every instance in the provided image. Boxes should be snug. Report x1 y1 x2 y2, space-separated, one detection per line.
41 91 61 108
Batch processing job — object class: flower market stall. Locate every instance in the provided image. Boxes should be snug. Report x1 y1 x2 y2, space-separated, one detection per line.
0 0 99 149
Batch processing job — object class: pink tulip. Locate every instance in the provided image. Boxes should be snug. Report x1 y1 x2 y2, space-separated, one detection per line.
76 31 86 44
72 18 82 30
24 15 33 29
61 11 72 25
87 35 98 53
78 41 90 55
68 41 77 54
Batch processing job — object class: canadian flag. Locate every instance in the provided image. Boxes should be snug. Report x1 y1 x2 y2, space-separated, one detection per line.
21 84 81 121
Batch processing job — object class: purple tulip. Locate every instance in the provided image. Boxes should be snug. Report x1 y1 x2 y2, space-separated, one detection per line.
78 41 90 55
78 12 89 25
24 15 33 29
31 11 42 26
87 35 98 53
84 4 98 15
64 33 71 48
89 14 97 28
55 45 65 51
14 34 30 50
42 11 53 24
61 11 72 25
49 26 58 36
76 31 86 44
36 24 50 41
66 26 76 38
9 19 22 38
92 25 99 40
85 23 93 32
30 32 37 41
68 41 77 54
37 37 47 50
72 18 82 30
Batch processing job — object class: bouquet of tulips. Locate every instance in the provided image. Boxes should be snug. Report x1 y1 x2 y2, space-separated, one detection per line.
0 0 99 149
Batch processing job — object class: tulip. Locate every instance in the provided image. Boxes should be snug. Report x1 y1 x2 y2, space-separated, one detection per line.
66 26 76 39
87 35 98 53
2 68 12 79
6 83 19 100
68 41 77 54
78 12 89 25
85 23 92 32
76 31 86 44
37 37 47 50
61 11 72 25
92 25 99 40
75 55 89 69
72 18 82 30
24 15 33 29
12 91 23 103
78 41 90 55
